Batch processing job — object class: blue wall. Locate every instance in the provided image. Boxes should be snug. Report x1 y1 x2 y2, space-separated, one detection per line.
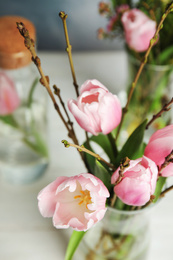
0 0 123 51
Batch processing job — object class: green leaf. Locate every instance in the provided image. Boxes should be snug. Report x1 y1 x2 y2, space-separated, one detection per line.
90 133 117 163
114 197 125 210
65 231 85 260
158 45 173 64
23 130 48 158
32 130 49 157
149 69 172 112
131 142 146 160
27 77 39 107
83 141 96 174
153 177 166 203
83 133 117 175
0 114 19 128
115 120 147 166
94 160 112 190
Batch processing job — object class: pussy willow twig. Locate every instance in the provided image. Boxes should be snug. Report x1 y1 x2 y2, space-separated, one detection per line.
16 22 88 168
110 157 130 208
59 11 90 144
59 11 79 97
146 97 173 129
53 85 74 128
115 3 173 142
62 140 116 170
159 150 173 175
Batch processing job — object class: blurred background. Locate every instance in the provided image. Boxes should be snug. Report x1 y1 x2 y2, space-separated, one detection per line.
0 0 124 51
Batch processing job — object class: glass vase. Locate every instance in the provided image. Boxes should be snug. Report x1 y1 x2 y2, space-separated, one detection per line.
0 64 49 184
77 206 153 260
123 54 173 140
0 15 49 184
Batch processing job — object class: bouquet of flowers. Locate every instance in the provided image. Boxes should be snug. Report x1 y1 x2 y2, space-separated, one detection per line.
98 0 173 136
98 0 173 64
16 4 173 260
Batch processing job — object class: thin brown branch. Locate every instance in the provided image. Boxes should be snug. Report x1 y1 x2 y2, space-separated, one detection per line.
16 22 89 169
144 184 173 209
62 140 116 170
110 157 130 208
159 150 173 175
160 185 173 197
16 22 70 133
59 11 79 97
115 3 173 142
53 84 74 128
110 194 117 208
114 157 130 185
146 97 173 129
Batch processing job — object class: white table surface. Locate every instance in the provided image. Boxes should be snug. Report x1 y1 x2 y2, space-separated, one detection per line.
0 51 173 260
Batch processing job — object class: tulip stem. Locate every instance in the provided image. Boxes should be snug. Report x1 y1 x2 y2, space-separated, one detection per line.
146 97 173 129
108 133 118 157
59 11 79 97
62 140 116 170
110 194 117 208
115 3 173 142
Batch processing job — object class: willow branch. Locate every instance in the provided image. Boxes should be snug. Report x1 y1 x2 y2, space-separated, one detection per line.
59 11 92 147
16 23 70 131
16 22 88 167
144 184 173 209
160 185 173 197
115 3 173 142
146 97 173 129
158 150 173 175
110 157 130 208
62 140 115 170
59 11 79 97
53 84 74 129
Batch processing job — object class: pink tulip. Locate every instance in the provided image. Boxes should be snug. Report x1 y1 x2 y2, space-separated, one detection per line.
144 125 173 177
38 173 110 231
68 79 122 135
0 72 20 115
121 9 157 52
111 156 158 206
116 4 130 14
107 14 118 32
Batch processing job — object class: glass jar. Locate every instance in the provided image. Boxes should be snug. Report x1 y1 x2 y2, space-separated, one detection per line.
120 54 173 143
0 16 49 184
76 206 153 260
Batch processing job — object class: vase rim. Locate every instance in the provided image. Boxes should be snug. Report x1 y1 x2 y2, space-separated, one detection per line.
128 54 173 71
106 203 157 215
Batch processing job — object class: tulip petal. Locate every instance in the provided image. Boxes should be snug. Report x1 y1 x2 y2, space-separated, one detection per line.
111 156 158 206
0 72 20 115
68 99 95 134
38 176 68 217
98 93 122 134
80 79 108 94
144 125 173 177
114 177 150 206
68 79 122 135
38 173 110 231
